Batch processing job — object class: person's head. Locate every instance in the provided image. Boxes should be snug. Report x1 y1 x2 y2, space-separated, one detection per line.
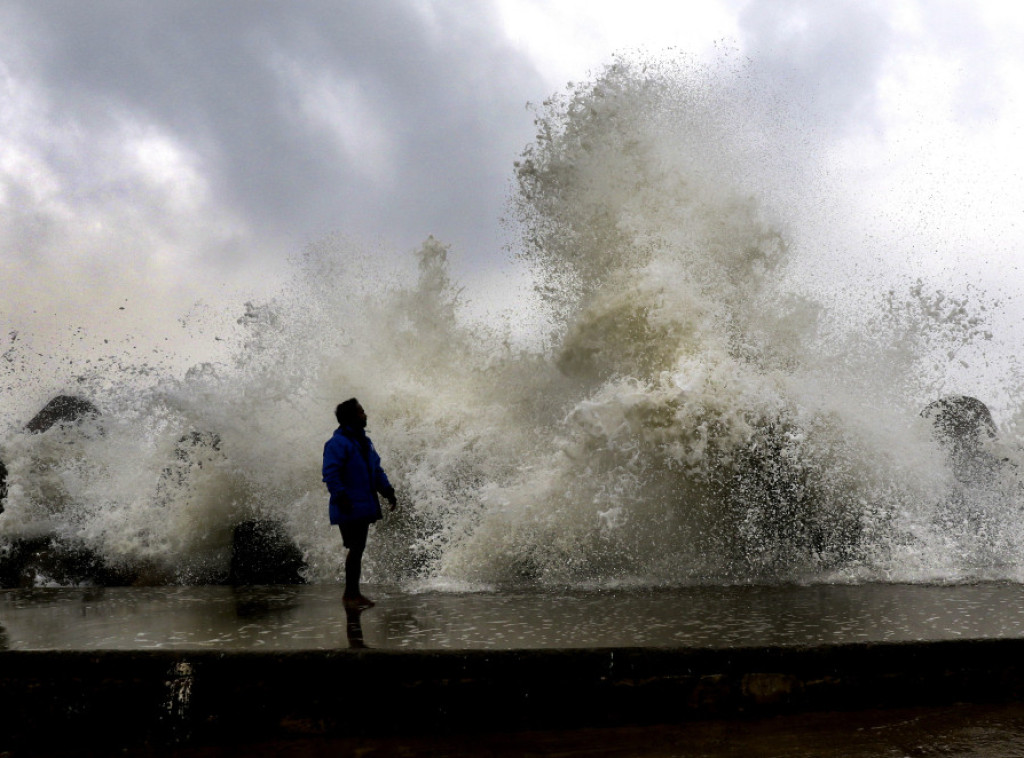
335 398 367 428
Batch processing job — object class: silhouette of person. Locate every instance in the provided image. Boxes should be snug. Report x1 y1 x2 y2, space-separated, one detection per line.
322 398 397 608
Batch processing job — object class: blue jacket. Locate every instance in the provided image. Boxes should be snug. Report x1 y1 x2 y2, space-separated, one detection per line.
322 426 393 525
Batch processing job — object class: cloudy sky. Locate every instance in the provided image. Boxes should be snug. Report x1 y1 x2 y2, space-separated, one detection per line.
2 0 1024 403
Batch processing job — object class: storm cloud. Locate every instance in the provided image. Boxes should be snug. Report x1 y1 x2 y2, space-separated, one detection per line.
2 0 1023 417
0 0 545 284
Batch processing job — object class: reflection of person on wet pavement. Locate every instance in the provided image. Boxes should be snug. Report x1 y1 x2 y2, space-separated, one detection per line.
322 398 398 609
345 605 369 648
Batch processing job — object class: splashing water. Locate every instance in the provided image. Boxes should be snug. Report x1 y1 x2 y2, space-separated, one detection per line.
2 56 1023 588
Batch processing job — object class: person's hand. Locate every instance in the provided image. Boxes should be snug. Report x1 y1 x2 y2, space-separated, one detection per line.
382 487 398 511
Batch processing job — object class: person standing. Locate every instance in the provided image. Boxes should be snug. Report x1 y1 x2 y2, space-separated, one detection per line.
322 398 397 608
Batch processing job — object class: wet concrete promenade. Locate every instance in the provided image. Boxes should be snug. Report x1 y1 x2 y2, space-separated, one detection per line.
4 582 1024 753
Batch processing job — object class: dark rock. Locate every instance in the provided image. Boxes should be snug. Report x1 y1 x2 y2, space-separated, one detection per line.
0 395 110 582
157 431 224 500
24 395 100 434
175 431 222 459
921 395 1000 484
229 520 306 586
719 420 865 576
922 395 997 444
0 457 7 515
0 535 139 588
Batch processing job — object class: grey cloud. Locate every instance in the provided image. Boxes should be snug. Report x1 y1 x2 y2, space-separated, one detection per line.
3 1 547 271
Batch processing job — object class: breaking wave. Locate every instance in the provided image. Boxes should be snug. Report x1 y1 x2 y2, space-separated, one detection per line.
3 56 1023 588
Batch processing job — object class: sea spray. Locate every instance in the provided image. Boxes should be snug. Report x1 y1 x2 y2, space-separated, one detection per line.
1 56 1021 587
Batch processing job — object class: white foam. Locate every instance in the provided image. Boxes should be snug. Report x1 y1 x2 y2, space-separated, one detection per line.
2 57 1021 587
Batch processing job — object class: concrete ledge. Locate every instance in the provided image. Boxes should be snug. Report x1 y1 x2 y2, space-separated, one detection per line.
3 639 1024 749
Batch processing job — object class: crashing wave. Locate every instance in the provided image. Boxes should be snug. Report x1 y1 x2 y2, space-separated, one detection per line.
1 57 1021 588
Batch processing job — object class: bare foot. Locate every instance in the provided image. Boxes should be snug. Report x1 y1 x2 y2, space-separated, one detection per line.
343 593 375 609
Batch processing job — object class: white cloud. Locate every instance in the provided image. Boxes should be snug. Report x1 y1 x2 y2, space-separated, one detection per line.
127 129 209 214
496 0 737 87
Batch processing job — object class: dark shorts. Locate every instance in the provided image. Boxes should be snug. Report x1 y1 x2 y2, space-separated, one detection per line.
339 520 370 551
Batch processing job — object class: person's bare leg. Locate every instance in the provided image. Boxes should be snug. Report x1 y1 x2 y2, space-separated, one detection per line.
343 546 374 608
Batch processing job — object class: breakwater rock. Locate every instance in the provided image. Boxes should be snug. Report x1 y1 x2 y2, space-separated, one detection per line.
0 535 138 588
922 395 1003 484
0 458 7 514
24 395 100 434
230 520 306 585
1 398 307 588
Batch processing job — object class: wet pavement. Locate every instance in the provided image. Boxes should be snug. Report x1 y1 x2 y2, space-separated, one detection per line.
6 583 1024 755
3 581 1024 651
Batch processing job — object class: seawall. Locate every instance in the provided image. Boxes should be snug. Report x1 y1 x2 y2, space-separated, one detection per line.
4 640 1024 749
4 584 1024 750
